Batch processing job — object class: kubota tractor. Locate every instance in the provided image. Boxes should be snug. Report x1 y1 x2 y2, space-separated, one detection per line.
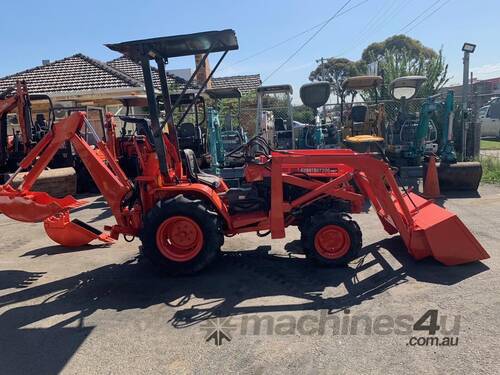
0 30 489 276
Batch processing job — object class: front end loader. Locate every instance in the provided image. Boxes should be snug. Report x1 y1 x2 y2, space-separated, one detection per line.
0 31 489 276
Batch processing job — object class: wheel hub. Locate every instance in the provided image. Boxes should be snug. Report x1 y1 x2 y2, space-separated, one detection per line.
156 216 204 262
314 225 351 259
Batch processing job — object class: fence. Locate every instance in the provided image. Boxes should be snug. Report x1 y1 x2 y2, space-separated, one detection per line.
106 90 498 159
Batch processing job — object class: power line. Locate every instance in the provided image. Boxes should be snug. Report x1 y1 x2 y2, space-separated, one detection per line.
397 0 442 33
263 0 354 83
335 0 404 58
230 0 370 67
336 0 449 60
404 0 453 33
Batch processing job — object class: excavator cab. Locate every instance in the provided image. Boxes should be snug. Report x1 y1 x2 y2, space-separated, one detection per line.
386 75 431 166
340 75 385 153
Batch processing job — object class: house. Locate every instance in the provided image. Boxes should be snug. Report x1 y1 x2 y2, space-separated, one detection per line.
107 56 261 95
442 76 500 109
0 54 147 112
0 54 261 117
211 74 262 94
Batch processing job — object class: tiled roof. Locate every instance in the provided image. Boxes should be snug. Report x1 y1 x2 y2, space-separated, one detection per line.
211 74 261 94
107 56 192 90
0 54 261 97
0 54 142 94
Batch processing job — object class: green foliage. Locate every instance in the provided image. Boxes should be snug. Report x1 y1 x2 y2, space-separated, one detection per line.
361 34 437 63
481 156 500 184
481 139 500 150
309 58 365 98
293 105 314 123
308 35 448 102
364 48 449 101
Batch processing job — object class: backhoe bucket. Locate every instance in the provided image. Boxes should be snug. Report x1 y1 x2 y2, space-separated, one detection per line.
0 185 83 222
402 193 489 265
44 211 114 247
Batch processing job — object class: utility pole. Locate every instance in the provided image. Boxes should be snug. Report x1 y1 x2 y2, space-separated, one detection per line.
316 57 328 122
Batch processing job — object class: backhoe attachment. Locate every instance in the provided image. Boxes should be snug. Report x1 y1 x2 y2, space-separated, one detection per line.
0 112 130 247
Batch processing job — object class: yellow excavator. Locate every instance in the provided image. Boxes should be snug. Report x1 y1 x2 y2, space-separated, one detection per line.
340 75 385 153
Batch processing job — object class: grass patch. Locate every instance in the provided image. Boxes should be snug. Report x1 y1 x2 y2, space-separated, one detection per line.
481 156 500 184
480 139 500 150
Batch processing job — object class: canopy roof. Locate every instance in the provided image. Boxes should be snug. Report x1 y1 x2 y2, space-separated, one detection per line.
205 87 242 99
342 75 383 91
105 30 239 62
257 84 293 95
389 75 427 89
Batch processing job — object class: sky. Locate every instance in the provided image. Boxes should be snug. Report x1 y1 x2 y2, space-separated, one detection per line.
1 0 499 104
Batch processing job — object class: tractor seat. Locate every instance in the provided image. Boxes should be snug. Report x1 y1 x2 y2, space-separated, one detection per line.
181 149 222 189
275 118 286 131
351 105 368 123
178 123 196 138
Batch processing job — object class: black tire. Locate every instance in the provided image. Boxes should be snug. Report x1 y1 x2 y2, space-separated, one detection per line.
140 195 223 275
301 212 362 266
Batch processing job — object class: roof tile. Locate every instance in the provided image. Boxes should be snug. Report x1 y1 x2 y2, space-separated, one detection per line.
0 54 142 94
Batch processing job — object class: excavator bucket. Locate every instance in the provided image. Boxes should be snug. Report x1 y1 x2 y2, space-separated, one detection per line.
0 185 83 222
434 161 483 191
44 211 114 247
399 192 489 265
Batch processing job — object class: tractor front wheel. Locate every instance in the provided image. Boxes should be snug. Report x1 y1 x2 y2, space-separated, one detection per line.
301 212 362 266
140 195 223 275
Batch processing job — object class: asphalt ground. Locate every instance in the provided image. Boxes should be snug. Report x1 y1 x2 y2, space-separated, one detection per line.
0 185 499 374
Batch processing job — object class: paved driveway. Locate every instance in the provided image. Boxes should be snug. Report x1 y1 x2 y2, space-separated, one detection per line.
0 186 499 374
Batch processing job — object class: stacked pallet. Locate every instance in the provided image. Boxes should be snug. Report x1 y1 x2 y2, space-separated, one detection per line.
8 167 77 198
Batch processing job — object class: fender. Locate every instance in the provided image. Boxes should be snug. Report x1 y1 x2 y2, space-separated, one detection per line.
154 182 232 229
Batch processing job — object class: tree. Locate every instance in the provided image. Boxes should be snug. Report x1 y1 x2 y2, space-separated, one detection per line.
309 58 365 100
361 34 437 63
360 35 448 101
293 105 314 123
376 48 449 100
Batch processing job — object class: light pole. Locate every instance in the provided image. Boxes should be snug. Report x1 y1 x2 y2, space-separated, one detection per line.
461 42 476 160
316 57 328 122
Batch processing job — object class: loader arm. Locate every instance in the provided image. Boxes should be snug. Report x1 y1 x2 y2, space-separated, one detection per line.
269 149 488 265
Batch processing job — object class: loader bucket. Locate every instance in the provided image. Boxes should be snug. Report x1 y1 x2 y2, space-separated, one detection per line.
44 211 114 247
0 186 84 222
401 192 489 265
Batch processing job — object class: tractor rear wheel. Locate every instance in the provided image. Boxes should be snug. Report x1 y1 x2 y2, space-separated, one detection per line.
301 212 361 266
140 195 223 275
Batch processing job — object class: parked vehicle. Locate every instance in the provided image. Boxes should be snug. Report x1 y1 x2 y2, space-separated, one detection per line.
479 97 500 138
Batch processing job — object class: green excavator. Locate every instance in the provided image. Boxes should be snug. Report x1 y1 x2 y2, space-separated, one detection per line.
386 75 482 191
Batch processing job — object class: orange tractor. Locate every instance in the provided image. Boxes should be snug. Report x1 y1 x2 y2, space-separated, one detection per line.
0 30 489 275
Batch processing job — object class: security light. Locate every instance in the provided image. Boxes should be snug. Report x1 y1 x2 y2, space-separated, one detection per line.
462 43 476 53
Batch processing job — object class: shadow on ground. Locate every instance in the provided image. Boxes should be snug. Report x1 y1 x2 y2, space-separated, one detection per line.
21 244 111 258
0 270 46 290
0 238 489 374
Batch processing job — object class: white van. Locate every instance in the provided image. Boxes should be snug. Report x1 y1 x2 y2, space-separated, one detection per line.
479 98 500 138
